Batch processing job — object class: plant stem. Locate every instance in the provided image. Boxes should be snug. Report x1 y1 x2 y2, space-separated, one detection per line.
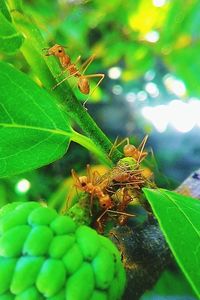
71 130 112 166
10 6 123 166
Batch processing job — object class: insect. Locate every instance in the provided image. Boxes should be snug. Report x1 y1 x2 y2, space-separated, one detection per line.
109 135 148 164
71 165 136 233
71 164 112 211
106 135 152 188
110 164 146 187
43 44 105 107
91 187 136 233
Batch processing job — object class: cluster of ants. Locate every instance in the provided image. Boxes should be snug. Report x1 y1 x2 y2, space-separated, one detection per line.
43 44 154 232
71 136 154 233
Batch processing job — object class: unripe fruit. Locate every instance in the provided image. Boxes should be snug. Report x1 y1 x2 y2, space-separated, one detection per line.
0 202 126 300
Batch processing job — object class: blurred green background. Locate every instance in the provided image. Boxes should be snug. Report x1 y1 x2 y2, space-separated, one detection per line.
1 0 200 299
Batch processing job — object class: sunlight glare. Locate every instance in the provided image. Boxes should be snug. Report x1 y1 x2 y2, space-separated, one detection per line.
112 84 123 95
144 31 160 43
145 82 159 97
163 74 186 97
142 105 168 132
16 179 31 193
137 91 148 101
108 67 122 79
153 0 167 7
126 92 136 102
169 100 195 132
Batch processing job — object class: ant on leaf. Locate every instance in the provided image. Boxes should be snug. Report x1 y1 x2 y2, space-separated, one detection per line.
43 44 105 108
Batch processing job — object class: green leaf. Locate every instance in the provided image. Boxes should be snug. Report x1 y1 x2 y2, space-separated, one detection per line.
141 268 197 299
0 10 23 53
143 188 200 299
0 0 12 22
0 61 72 177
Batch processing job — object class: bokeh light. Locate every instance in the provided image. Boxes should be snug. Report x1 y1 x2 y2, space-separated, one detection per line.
15 179 31 193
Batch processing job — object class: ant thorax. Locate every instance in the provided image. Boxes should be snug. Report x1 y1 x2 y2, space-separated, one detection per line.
60 55 71 68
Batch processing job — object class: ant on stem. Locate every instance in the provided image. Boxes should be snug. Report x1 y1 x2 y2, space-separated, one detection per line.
109 135 148 164
105 135 150 189
71 164 112 212
71 164 135 233
43 44 105 108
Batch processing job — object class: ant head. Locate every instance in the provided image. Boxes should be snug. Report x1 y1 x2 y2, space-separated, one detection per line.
100 195 112 209
123 144 136 157
43 44 66 57
79 176 88 188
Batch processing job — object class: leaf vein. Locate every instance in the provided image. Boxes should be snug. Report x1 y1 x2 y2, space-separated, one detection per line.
0 122 70 137
162 191 200 240
0 103 15 123
0 133 64 160
0 32 21 40
0 71 58 128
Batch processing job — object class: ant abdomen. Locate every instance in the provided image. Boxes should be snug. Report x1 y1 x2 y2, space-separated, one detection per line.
78 77 90 94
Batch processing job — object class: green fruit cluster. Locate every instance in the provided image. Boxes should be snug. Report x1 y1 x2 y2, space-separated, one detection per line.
0 202 126 300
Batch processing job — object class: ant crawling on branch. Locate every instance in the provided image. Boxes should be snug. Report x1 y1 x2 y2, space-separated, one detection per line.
71 164 135 233
71 164 112 211
43 44 105 108
110 135 148 164
106 135 151 189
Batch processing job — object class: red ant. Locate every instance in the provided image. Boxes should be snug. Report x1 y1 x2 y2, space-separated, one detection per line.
71 164 135 233
111 167 146 189
109 135 148 164
71 164 112 211
103 135 149 189
43 44 105 107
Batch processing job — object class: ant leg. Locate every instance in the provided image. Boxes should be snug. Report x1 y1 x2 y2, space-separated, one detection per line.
107 210 136 217
81 55 95 74
74 55 81 64
52 70 80 90
109 137 130 158
82 73 105 108
86 164 92 183
108 137 119 158
136 135 148 164
93 171 106 187
96 209 108 233
71 169 81 187
89 193 94 216
138 135 148 152
54 69 69 79
63 186 75 212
